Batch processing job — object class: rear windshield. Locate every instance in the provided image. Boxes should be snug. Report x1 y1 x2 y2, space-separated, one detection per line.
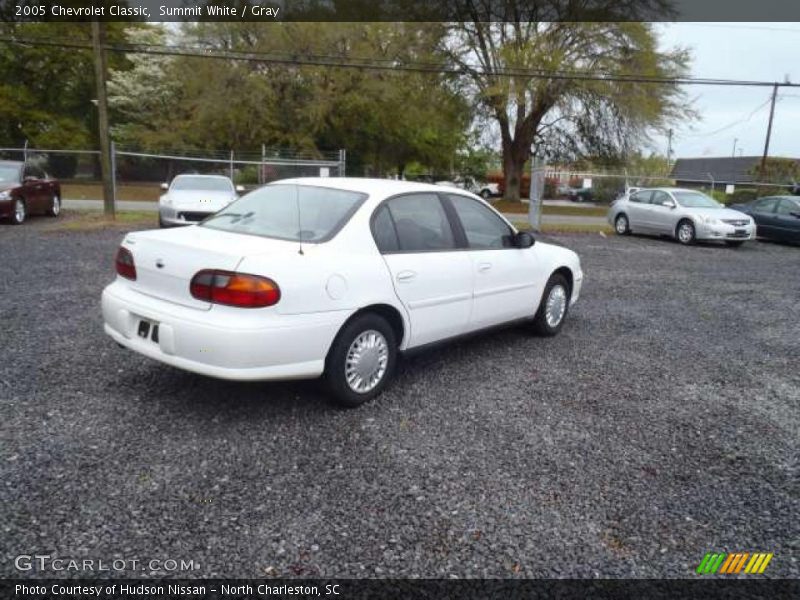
0 165 20 183
201 184 366 242
673 191 720 208
171 176 233 192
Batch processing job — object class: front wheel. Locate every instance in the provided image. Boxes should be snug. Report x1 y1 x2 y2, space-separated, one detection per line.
614 214 630 235
11 198 26 225
325 313 397 408
480 189 492 200
531 274 570 337
47 193 61 217
676 220 696 245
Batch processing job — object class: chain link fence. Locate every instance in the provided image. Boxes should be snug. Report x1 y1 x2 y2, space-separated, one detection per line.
0 145 346 204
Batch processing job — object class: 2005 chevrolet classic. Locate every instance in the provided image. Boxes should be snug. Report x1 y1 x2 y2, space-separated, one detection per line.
102 178 583 406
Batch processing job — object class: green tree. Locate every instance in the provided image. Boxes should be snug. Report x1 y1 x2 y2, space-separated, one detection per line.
446 3 693 200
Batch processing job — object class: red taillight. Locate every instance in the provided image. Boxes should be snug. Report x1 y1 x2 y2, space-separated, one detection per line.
190 270 280 308
115 246 136 280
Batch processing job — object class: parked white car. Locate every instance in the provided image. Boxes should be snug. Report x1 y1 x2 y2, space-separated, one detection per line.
158 174 243 228
608 187 756 246
103 178 583 406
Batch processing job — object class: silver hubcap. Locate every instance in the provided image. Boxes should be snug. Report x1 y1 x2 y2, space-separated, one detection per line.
52 195 60 215
615 215 627 234
678 223 693 243
545 284 567 328
345 330 389 394
14 200 25 222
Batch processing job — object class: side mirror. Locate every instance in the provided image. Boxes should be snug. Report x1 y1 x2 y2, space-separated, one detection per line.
235 185 245 193
790 212 800 219
514 231 535 248
662 200 676 208
160 182 169 191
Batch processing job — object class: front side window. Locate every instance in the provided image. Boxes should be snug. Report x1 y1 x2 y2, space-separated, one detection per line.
171 176 233 192
776 198 800 215
202 184 365 242
448 194 512 249
384 193 455 252
650 191 673 206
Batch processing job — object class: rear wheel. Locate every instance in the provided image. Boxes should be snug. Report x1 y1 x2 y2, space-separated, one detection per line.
325 313 397 408
676 220 696 245
47 193 60 217
531 274 570 337
11 198 25 225
480 189 492 200
614 213 630 235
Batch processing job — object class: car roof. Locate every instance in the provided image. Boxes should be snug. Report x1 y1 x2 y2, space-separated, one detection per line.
274 177 473 198
173 173 231 179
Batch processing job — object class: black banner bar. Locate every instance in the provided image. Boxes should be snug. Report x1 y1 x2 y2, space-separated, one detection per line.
4 0 800 22
3 579 800 600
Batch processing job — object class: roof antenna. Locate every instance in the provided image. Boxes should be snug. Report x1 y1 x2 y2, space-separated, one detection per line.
295 184 304 255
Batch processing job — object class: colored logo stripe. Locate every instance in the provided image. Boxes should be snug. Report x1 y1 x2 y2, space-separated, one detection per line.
697 552 773 574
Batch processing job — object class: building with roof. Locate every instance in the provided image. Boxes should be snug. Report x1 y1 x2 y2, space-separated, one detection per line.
670 156 799 187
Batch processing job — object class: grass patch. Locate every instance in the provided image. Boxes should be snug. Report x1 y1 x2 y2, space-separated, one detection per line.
492 199 607 218
513 221 613 235
46 209 157 231
62 182 160 202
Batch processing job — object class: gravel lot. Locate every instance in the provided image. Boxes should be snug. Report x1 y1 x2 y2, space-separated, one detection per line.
1 217 798 578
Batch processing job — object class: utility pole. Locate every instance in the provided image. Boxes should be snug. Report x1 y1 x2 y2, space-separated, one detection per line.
91 20 114 218
759 83 778 180
666 128 673 173
732 138 738 158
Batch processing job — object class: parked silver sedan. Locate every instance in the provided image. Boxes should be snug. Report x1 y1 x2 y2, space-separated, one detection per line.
607 188 756 246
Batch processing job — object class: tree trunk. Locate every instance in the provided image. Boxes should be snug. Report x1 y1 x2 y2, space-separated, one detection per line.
502 138 529 202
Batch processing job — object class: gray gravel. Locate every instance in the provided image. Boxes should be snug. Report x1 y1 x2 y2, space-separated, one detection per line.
1 217 798 578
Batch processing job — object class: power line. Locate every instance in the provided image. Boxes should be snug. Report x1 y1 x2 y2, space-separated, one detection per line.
682 96 773 138
4 35 800 88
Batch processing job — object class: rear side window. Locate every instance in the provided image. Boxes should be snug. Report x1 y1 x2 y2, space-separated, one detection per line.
630 191 653 203
447 194 512 249
371 205 400 252
753 197 779 213
383 193 456 252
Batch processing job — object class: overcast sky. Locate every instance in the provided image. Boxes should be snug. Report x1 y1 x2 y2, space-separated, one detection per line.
653 22 800 159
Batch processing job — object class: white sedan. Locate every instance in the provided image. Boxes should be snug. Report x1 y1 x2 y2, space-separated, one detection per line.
103 178 583 406
158 174 243 227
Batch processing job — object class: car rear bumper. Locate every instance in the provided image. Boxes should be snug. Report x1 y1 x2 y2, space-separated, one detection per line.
102 280 350 381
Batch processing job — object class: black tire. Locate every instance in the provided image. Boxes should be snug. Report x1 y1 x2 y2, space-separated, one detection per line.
480 189 491 200
531 273 570 337
10 198 25 225
676 219 696 245
325 313 397 408
47 193 61 217
725 241 745 247
614 213 631 235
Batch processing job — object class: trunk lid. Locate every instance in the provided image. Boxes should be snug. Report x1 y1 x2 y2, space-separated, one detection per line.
121 226 297 310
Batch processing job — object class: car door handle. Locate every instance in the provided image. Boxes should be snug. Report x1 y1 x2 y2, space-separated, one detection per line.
396 270 417 282
478 262 492 272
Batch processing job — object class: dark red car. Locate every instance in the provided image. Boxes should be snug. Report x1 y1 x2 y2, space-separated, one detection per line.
0 160 62 225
